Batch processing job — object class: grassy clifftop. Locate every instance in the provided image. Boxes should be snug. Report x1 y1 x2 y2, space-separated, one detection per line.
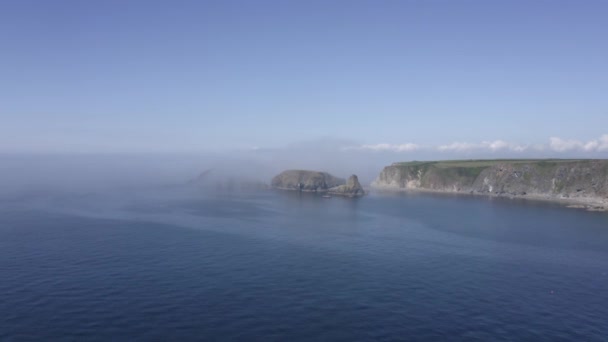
373 159 608 208
393 159 590 168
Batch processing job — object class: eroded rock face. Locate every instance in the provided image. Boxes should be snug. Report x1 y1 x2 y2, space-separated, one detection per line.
371 160 608 209
328 175 365 197
271 170 345 192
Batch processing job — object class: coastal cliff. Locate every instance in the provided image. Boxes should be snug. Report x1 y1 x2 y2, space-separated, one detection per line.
271 170 345 192
372 160 608 210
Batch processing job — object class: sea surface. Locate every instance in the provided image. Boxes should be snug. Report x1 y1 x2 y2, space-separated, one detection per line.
1 187 608 341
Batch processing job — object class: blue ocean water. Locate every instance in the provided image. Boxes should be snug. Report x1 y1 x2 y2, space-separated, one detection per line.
1 188 608 341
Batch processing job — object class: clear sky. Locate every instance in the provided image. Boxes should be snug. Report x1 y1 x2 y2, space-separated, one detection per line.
1 0 607 155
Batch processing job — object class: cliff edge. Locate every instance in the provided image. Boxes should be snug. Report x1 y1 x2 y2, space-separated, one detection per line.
372 159 608 210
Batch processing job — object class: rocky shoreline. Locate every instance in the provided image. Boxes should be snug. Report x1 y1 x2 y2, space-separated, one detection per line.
191 159 608 211
372 183 608 212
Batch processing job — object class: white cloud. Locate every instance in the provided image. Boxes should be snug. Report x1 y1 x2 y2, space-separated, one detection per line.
485 140 528 152
437 142 477 152
437 140 527 153
354 143 420 152
593 135 608 152
549 137 583 152
549 135 608 152
347 134 608 155
486 140 508 151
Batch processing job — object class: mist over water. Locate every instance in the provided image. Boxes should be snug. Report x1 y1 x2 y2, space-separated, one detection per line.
0 146 393 197
2 149 608 341
3 0 608 339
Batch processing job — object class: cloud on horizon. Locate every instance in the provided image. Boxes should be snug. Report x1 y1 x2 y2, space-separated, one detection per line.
549 135 608 152
353 143 420 152
347 134 608 154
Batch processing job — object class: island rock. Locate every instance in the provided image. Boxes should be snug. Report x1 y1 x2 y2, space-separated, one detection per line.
328 175 365 197
271 170 345 192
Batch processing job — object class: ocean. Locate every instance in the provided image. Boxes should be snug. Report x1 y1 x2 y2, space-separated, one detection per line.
1 187 608 341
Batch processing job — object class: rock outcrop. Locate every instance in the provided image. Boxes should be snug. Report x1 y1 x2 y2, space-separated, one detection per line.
328 175 365 197
271 170 345 192
372 160 608 210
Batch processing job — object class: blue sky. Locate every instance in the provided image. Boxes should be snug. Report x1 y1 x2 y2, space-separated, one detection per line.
1 0 607 155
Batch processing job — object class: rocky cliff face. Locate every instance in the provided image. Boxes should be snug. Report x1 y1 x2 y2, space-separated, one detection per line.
271 170 345 192
328 175 365 197
372 160 608 208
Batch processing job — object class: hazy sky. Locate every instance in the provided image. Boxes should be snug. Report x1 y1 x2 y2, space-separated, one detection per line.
1 0 607 155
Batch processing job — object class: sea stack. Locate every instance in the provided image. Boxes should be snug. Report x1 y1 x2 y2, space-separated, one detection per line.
327 175 365 197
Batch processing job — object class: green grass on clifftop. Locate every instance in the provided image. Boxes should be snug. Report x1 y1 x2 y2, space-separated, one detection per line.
393 159 591 168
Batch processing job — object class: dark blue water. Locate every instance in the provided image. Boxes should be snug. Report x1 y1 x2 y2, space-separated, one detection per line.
1 188 608 341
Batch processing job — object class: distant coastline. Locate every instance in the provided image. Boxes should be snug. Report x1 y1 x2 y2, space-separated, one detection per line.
372 159 608 212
